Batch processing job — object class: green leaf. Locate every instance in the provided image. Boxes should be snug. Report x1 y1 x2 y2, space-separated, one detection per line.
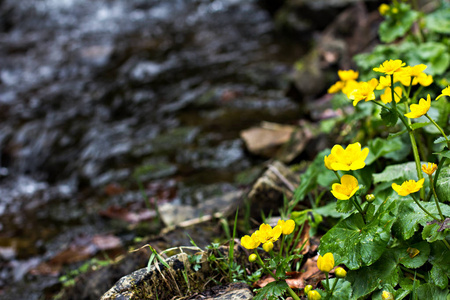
336 199 354 213
292 149 330 203
435 149 450 159
434 135 450 144
325 278 352 300
429 239 450 278
380 107 399 127
430 264 449 289
365 137 403 165
346 250 400 299
422 222 444 242
436 166 450 202
392 200 450 240
393 241 430 269
410 122 430 130
373 162 418 184
254 280 289 300
416 283 449 300
424 8 450 34
319 197 398 269
379 5 419 43
405 42 450 75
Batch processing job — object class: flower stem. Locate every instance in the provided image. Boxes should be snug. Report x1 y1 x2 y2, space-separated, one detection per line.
286 286 301 300
399 265 425 279
425 114 450 149
442 239 450 251
428 175 445 221
410 194 440 222
326 272 330 292
326 277 340 300
334 171 341 181
278 235 285 260
350 196 366 224
254 250 275 279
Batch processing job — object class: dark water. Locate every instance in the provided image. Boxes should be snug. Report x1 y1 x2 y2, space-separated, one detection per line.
0 0 306 298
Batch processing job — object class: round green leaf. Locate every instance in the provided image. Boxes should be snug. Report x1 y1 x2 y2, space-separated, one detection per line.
319 197 397 269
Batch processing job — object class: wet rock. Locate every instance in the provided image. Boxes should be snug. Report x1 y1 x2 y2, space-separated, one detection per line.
248 161 299 218
240 121 313 163
159 190 244 226
101 245 251 300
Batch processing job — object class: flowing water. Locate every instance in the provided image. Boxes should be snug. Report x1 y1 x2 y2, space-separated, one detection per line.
0 0 307 298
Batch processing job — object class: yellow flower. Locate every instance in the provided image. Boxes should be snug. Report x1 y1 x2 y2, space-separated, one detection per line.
436 86 450 100
416 73 433 86
308 290 322 300
254 223 282 244
331 175 359 200
342 80 359 98
277 219 295 235
382 291 394 300
404 94 431 118
262 241 273 252
379 3 390 15
338 70 359 81
349 79 378 106
380 86 402 104
248 253 257 262
373 59 405 75
241 232 261 250
304 285 313 294
376 75 391 90
335 267 347 278
324 142 369 171
397 65 429 86
392 178 425 196
317 252 334 273
328 81 344 94
422 163 437 175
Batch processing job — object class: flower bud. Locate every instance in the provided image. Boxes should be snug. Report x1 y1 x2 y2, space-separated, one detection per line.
248 254 257 263
378 4 389 15
307 290 322 300
317 253 334 273
382 290 394 300
304 285 313 294
334 267 347 278
365 194 375 202
262 241 273 252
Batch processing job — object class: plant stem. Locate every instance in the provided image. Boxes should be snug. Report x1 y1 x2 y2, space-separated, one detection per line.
434 158 447 191
399 265 425 279
442 239 450 251
410 194 440 222
254 250 275 279
286 286 301 300
428 175 445 221
326 277 340 300
278 235 285 260
351 196 366 224
334 171 341 181
326 272 330 292
425 114 450 149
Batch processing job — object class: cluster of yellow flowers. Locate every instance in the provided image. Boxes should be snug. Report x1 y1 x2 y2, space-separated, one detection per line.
323 142 368 200
240 219 295 252
328 59 450 118
392 162 438 197
305 252 347 300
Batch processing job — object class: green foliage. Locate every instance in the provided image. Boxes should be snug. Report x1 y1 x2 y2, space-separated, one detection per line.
378 3 419 43
319 197 397 270
424 8 450 34
436 165 450 201
365 137 403 165
253 281 289 300
393 200 450 240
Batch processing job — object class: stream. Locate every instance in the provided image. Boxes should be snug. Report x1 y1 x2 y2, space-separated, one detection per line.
0 0 310 298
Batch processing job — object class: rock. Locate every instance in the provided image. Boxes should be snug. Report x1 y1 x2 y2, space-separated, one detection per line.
101 246 252 300
240 121 313 163
159 190 244 227
248 161 299 218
